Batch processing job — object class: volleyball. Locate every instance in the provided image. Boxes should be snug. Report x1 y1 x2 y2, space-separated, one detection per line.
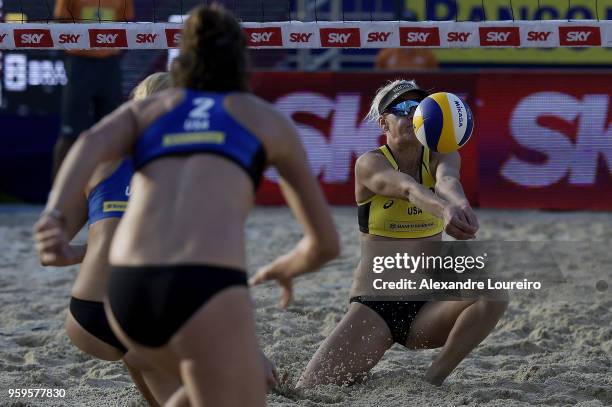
412 92 474 153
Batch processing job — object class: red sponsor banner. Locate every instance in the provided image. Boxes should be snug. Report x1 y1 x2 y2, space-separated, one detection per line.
88 29 128 47
14 29 53 48
250 72 611 210
319 28 361 47
399 27 441 46
479 27 520 46
559 26 601 46
244 27 283 46
251 72 478 205
477 73 612 210
165 28 181 48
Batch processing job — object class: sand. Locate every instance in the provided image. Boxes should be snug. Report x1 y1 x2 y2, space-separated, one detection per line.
0 206 610 407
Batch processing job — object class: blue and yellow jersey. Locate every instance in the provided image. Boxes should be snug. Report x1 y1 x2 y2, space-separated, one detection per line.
133 90 266 187
357 144 443 239
87 159 132 225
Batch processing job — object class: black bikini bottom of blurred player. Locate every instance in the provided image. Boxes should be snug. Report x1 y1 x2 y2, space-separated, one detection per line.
107 264 248 347
69 297 128 353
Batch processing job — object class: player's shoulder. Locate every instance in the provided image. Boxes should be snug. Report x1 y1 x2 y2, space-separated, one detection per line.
357 148 385 164
126 88 183 131
356 148 387 172
133 87 183 112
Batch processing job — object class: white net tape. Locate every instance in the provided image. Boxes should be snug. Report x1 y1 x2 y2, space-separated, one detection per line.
0 20 611 50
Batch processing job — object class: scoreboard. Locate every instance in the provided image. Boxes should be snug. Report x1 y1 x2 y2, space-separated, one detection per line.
1 50 67 114
0 1 67 114
0 1 174 116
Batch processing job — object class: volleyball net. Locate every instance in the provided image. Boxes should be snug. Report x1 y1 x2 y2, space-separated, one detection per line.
1 0 611 50
0 19 611 50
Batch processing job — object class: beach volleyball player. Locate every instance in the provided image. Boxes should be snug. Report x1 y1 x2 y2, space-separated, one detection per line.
36 72 177 406
35 4 339 406
297 80 507 387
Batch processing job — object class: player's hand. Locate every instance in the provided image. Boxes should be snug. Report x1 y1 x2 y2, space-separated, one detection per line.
443 204 477 240
459 203 479 231
249 261 294 309
34 211 76 266
38 244 83 267
261 353 279 389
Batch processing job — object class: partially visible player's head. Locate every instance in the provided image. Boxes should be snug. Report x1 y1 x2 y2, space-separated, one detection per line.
131 72 172 100
366 79 428 144
171 3 248 92
366 79 428 123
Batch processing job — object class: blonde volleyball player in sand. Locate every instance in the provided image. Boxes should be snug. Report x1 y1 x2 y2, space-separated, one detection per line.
297 80 507 387
35 4 339 406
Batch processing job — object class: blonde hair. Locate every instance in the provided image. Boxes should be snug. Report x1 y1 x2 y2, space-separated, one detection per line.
365 79 420 122
131 72 172 100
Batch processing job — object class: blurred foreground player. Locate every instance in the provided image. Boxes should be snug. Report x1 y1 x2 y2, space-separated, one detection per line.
36 4 339 406
37 72 174 406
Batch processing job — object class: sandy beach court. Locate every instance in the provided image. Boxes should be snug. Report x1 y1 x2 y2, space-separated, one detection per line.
1 207 610 406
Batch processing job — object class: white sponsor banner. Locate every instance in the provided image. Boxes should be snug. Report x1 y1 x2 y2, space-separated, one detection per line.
51 24 88 49
519 21 559 48
126 23 167 49
0 25 15 48
0 21 610 49
439 22 479 48
281 21 319 49
359 22 399 48
604 24 612 47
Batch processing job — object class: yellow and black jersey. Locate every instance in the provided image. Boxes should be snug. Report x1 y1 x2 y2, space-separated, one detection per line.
357 144 444 239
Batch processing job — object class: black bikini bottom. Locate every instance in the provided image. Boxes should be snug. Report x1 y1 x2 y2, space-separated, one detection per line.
69 297 127 354
350 297 427 345
108 264 248 348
